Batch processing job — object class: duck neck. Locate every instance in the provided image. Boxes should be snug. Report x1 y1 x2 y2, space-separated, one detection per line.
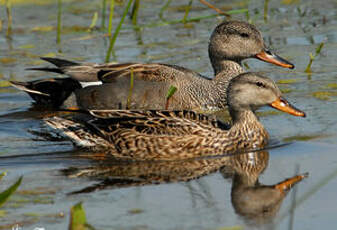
227 109 269 150
212 60 244 91
209 50 244 76
196 61 243 111
212 60 244 87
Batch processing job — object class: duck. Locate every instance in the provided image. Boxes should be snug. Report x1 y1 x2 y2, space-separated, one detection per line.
45 72 305 161
11 21 294 111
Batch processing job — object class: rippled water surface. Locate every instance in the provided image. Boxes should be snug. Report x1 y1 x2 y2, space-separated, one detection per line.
0 0 336 229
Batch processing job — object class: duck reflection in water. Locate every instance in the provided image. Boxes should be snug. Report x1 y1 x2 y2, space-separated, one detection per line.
63 149 307 227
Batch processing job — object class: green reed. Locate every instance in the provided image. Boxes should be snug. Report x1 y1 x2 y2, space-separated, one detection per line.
182 0 194 24
69 202 92 230
264 0 269 22
5 0 12 38
0 176 22 208
57 0 62 44
108 0 115 36
159 0 172 22
305 42 324 73
105 0 133 62
131 0 140 25
88 12 98 32
101 0 107 30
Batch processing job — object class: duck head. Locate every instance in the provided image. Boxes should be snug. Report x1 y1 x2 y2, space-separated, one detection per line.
209 21 294 74
227 72 305 119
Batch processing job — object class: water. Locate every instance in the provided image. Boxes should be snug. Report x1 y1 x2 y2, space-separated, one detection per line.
0 0 336 229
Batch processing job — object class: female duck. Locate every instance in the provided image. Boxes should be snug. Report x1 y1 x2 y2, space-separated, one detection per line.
45 72 305 160
12 21 294 111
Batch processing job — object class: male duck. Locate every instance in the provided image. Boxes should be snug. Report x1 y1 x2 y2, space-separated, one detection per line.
12 21 294 111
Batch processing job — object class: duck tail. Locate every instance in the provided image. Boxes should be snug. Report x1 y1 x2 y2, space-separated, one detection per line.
26 67 64 74
26 57 80 73
10 78 81 108
44 116 110 150
40 57 80 67
10 80 50 96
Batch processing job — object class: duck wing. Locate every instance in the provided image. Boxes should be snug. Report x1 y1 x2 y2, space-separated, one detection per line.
88 110 229 136
28 57 206 83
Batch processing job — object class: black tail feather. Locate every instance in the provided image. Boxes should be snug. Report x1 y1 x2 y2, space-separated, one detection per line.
10 78 82 108
40 57 80 67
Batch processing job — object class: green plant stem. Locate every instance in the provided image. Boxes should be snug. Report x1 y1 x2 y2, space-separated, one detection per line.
108 0 115 36
182 0 193 24
0 176 22 208
105 0 133 62
305 42 324 73
264 0 269 22
88 12 98 32
131 0 140 25
305 53 314 73
57 0 62 44
159 0 172 22
5 0 12 38
101 0 107 30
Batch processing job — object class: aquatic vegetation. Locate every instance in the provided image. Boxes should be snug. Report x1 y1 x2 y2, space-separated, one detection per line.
69 202 93 230
105 0 133 62
87 12 98 33
277 79 299 84
31 26 54 32
0 57 16 64
101 0 106 30
182 0 193 24
159 0 172 21
326 83 337 89
305 42 324 73
312 91 337 101
264 0 269 22
130 0 139 25
5 0 12 38
0 176 22 208
108 0 115 36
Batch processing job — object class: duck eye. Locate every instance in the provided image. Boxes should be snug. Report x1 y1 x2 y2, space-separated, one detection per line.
240 33 249 38
256 82 265 88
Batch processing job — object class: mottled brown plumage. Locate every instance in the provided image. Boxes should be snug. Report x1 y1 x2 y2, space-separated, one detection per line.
12 21 294 111
45 73 305 160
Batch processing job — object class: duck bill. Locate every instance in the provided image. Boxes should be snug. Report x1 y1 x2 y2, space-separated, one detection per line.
274 173 308 194
255 49 295 69
270 97 306 117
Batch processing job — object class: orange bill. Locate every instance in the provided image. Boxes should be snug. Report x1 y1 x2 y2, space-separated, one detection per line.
255 49 295 69
270 97 306 117
275 173 308 194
